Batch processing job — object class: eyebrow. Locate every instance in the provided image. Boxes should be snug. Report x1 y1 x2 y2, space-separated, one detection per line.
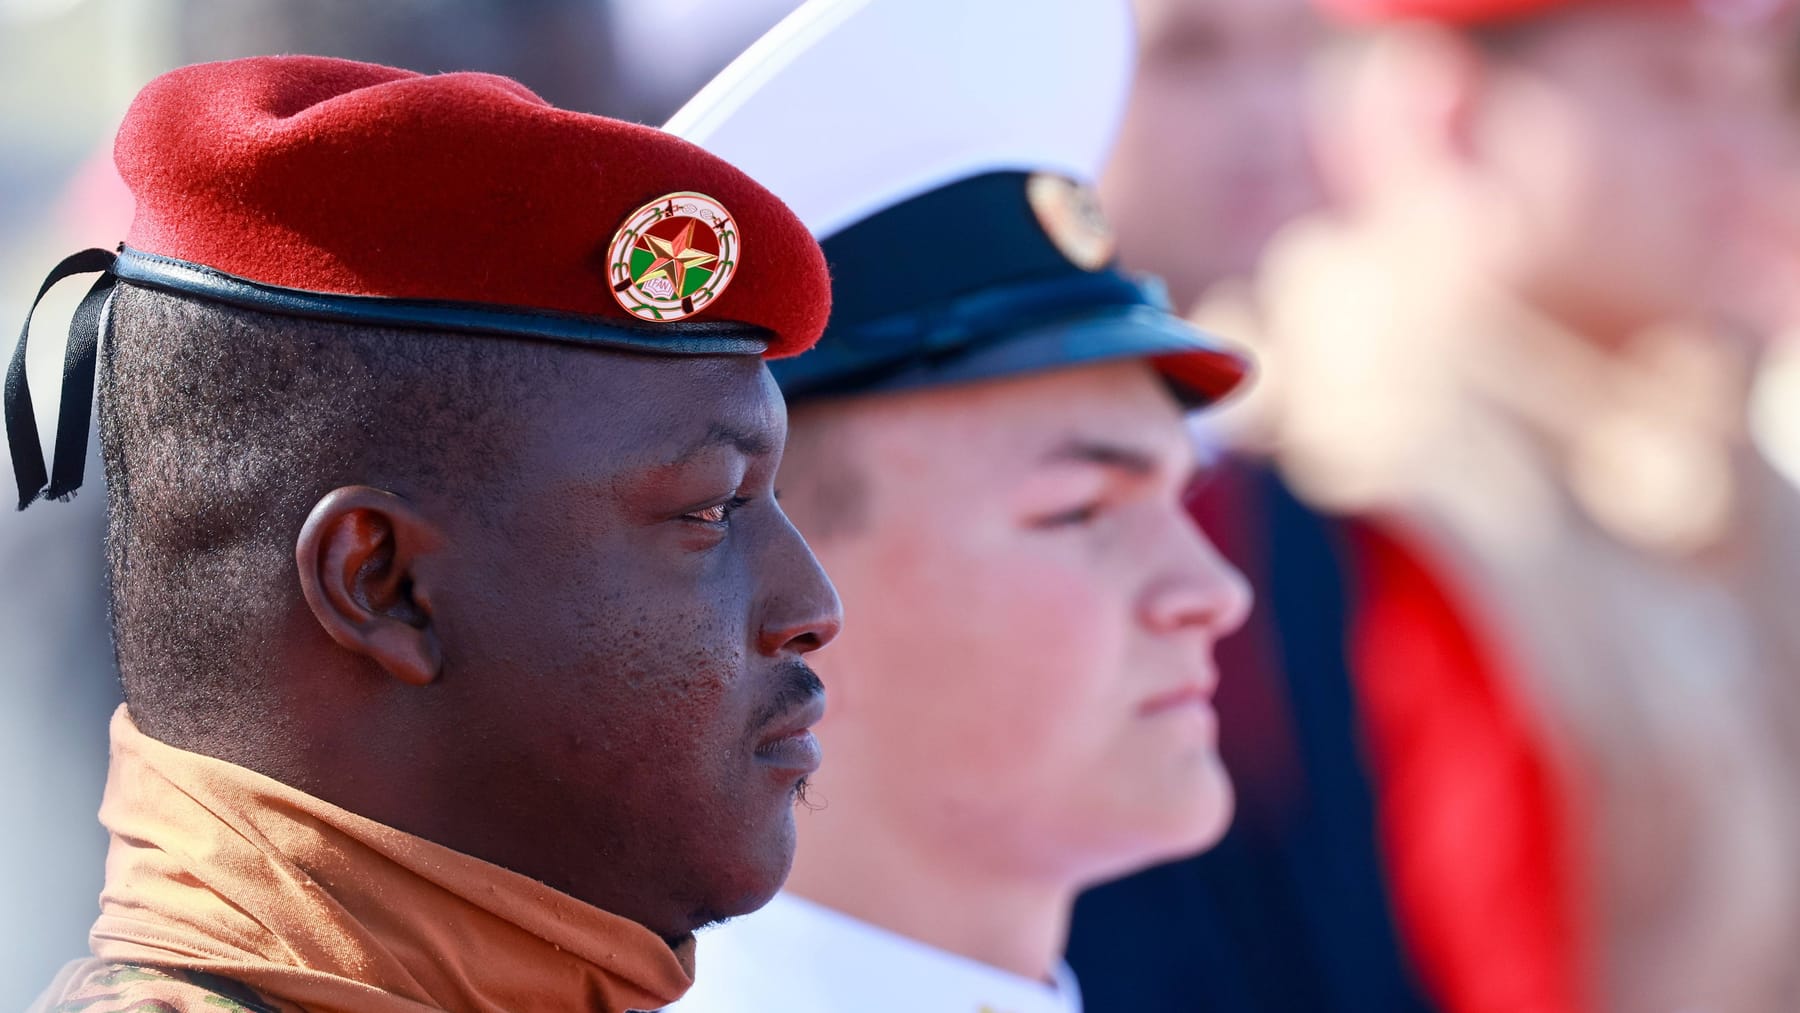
670 421 778 464
1039 438 1163 478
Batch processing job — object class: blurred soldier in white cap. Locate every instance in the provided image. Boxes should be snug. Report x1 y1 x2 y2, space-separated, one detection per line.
663 1 1254 1009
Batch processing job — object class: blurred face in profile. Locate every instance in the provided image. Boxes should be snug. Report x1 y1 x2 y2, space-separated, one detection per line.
1688 12 1795 332
1477 6 1759 332
1102 0 1323 311
779 361 1252 886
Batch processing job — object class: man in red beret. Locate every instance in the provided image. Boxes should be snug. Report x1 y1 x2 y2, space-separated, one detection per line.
11 54 841 1013
1224 1 1800 1010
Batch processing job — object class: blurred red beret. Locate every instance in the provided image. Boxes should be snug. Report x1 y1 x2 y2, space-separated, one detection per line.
112 55 829 358
1314 0 1696 26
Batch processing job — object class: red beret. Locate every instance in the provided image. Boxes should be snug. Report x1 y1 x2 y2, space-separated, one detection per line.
111 55 829 358
1315 0 1694 26
5 55 831 509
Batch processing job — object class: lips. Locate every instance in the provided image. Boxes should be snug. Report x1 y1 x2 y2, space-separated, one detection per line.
1138 680 1216 718
754 691 826 774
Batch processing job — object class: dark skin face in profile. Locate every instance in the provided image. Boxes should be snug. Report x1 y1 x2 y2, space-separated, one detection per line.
282 350 841 941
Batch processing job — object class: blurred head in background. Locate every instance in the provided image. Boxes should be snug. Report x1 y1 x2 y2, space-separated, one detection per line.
1719 12 1800 485
1102 0 1324 311
1316 0 1775 342
1714 9 1800 334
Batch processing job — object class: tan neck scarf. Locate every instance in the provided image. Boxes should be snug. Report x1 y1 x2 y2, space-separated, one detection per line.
86 706 694 1013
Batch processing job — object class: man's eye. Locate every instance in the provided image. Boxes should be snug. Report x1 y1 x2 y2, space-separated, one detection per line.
1034 502 1105 529
685 497 748 525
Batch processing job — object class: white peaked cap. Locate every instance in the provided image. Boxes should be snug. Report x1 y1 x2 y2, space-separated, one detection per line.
664 0 1136 240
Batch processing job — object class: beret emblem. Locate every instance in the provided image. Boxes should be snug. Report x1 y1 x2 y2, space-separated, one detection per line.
609 191 740 322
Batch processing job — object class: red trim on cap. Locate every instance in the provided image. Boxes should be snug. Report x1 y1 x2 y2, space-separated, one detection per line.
1153 348 1253 406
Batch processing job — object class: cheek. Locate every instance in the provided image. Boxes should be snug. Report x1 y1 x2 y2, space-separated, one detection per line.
966 561 1121 721
1574 110 1720 298
1595 115 1679 217
574 564 750 730
1504 104 1653 296
476 512 754 750
851 521 1135 771
1521 107 1599 238
1562 87 1706 227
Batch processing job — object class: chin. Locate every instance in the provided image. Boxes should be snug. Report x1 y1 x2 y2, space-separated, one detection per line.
1069 758 1238 887
699 810 799 925
1181 761 1237 850
1098 755 1237 881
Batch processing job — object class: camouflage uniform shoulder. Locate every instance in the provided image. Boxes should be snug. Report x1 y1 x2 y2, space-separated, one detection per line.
35 960 285 1013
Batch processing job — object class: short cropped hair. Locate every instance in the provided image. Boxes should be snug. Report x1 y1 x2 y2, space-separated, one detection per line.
98 283 549 740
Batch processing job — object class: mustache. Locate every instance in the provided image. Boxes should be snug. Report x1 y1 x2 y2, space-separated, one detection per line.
751 661 826 730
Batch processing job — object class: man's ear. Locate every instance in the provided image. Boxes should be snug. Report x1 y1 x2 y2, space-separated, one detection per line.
295 486 444 687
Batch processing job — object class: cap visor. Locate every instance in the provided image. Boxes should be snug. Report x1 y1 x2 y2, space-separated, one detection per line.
829 303 1252 408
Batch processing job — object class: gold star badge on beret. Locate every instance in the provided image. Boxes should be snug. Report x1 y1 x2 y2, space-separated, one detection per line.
609 191 741 322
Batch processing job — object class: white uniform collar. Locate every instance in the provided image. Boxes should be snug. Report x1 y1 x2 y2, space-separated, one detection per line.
666 892 1082 1013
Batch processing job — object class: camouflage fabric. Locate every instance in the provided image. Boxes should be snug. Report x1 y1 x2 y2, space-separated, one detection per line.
38 961 285 1013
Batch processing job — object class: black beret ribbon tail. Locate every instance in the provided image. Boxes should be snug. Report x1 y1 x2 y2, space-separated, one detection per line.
4 248 118 510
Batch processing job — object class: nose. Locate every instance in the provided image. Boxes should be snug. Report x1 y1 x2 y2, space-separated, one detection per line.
756 512 844 657
1141 515 1253 640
